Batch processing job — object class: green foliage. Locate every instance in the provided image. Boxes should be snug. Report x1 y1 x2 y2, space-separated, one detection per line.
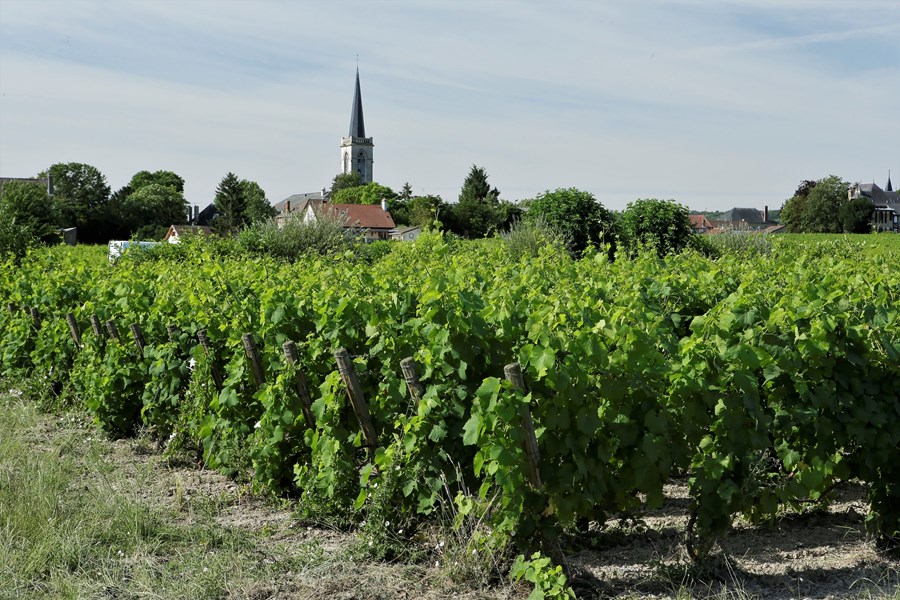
330 172 363 194
501 217 569 260
620 198 695 257
240 179 276 223
841 196 873 233
48 162 112 243
129 170 185 193
236 217 355 261
213 172 248 233
510 552 576 599
122 183 189 239
0 180 59 243
458 165 498 205
781 175 849 233
524 187 616 256
330 182 396 205
390 194 444 228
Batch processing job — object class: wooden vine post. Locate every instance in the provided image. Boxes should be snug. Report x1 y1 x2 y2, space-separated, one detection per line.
504 362 543 489
6 303 15 317
65 312 82 348
282 341 315 428
400 357 425 405
242 333 265 389
334 348 378 455
166 324 178 342
130 323 146 358
29 307 40 330
90 315 104 338
196 329 223 391
105 320 120 341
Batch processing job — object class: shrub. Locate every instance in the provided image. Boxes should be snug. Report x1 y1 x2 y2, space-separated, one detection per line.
620 198 694 257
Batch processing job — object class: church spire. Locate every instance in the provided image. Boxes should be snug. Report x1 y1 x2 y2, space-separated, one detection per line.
349 69 366 138
887 170 893 192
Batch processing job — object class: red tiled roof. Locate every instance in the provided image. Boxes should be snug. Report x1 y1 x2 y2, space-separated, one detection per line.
321 203 395 229
689 214 713 229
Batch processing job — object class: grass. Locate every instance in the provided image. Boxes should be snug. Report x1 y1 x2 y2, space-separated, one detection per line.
0 393 325 599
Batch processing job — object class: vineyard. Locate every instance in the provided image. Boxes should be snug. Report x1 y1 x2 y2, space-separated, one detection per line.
1 232 898 587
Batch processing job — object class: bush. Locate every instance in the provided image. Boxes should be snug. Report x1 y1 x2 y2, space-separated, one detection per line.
501 217 569 260
238 217 355 261
620 198 694 257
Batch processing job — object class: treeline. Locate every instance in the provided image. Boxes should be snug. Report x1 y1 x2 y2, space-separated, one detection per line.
0 163 272 254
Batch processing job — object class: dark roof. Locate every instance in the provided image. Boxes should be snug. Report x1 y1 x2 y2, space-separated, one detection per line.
855 182 900 207
721 207 767 224
349 69 366 138
273 192 324 214
197 204 218 226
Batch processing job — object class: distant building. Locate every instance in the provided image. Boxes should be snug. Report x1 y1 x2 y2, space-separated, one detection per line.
710 206 776 232
302 202 395 242
848 173 899 232
391 225 422 241
164 225 211 244
689 214 714 234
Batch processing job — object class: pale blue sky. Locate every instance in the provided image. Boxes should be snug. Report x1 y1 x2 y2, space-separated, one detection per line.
1 0 897 212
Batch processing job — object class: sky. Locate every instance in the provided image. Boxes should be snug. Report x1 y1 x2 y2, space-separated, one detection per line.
1 0 898 212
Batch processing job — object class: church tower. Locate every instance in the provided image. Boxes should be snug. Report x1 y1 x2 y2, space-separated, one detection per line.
340 69 374 183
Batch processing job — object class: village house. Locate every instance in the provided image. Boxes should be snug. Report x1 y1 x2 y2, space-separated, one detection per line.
848 174 898 232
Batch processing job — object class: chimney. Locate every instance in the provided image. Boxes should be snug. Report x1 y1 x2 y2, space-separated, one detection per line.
193 206 199 224
381 198 388 212
764 205 769 223
284 200 291 214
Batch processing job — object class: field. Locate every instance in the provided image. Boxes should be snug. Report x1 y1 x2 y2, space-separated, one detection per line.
1 231 898 598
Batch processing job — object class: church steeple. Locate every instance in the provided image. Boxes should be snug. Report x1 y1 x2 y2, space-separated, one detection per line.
340 68 374 183
887 170 893 192
349 69 366 138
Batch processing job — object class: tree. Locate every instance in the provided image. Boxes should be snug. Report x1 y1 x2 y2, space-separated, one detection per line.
525 188 616 256
841 196 873 233
458 165 499 205
0 180 59 242
47 162 112 243
446 165 506 238
399 182 414 201
330 172 362 195
213 172 248 233
781 175 848 233
620 199 694 257
122 183 189 239
331 182 396 205
391 194 445 228
240 179 276 223
129 170 185 193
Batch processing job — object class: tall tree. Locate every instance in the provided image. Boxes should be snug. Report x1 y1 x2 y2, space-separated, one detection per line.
446 165 506 237
240 179 276 223
47 162 112 243
458 165 499 204
213 172 247 233
129 170 185 193
399 182 414 201
525 188 616 256
123 183 189 239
